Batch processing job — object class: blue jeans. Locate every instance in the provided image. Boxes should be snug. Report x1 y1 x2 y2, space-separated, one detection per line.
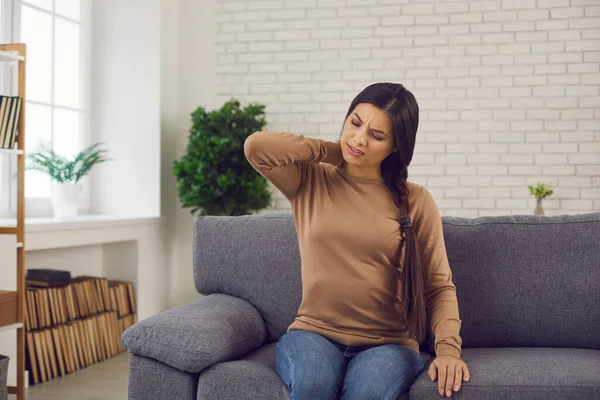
275 329 425 400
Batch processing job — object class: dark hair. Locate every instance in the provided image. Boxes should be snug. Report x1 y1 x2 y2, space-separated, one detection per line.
340 82 426 342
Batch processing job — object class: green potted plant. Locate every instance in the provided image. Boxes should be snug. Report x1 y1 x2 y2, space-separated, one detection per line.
26 141 112 219
527 180 554 216
172 98 272 216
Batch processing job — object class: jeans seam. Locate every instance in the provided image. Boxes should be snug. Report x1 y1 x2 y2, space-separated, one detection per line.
406 347 424 369
381 365 421 400
381 346 424 400
276 342 295 392
382 377 405 400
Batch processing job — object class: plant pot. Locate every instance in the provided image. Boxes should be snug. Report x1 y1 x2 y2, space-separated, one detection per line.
0 355 8 400
534 197 544 216
51 182 82 220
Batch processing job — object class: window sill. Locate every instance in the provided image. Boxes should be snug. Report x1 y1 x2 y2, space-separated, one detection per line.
0 214 162 233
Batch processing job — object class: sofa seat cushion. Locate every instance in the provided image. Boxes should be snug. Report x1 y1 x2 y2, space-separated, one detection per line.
197 342 288 400
129 354 200 400
410 347 600 399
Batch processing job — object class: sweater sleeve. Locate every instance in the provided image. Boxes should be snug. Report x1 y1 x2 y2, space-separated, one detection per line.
243 130 344 201
413 186 463 359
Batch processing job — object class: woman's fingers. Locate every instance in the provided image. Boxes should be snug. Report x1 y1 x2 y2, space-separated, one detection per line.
438 363 447 396
454 363 463 392
432 357 471 397
428 361 437 382
463 363 471 382
445 363 455 397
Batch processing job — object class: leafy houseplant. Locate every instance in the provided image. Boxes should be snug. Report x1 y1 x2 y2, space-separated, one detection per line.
26 141 111 219
527 180 554 216
173 98 272 216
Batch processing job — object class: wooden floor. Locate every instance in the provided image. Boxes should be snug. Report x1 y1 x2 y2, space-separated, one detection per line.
9 352 131 400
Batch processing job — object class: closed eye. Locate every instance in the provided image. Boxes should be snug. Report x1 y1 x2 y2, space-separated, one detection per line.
351 121 384 141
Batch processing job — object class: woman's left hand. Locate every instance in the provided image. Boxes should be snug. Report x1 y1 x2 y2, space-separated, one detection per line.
428 355 470 397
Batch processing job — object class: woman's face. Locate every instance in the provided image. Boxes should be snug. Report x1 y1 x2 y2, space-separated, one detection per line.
340 103 396 173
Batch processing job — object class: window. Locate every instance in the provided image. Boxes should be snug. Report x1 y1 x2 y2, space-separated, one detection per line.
0 0 9 217
0 0 90 217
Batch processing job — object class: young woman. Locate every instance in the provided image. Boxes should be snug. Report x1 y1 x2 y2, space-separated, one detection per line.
244 82 470 399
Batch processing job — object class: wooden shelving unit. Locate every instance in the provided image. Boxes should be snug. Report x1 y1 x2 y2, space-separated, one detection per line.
0 43 26 400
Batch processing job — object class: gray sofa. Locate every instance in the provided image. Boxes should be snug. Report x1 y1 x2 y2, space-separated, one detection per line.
122 211 600 400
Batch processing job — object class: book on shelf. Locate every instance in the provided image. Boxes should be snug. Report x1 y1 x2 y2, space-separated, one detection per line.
0 95 22 149
23 275 137 385
26 268 71 283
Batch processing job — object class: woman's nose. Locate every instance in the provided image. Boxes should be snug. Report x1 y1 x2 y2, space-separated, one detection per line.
353 130 369 145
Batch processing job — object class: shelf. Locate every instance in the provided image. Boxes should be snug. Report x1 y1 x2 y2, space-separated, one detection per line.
0 50 24 62
0 148 23 155
0 227 18 234
0 214 159 234
0 42 26 400
0 322 23 333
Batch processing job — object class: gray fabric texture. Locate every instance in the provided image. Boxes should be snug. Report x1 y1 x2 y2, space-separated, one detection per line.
197 342 288 400
128 354 199 400
122 293 266 373
424 212 600 355
410 347 600 399
194 212 303 343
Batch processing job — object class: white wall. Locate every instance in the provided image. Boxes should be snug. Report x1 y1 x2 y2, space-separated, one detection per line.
210 0 600 217
90 0 161 218
164 0 218 307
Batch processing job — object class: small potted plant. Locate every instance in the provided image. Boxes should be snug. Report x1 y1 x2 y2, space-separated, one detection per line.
26 141 112 219
527 180 553 216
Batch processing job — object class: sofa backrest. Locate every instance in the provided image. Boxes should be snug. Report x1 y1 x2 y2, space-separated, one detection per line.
435 212 600 352
194 212 302 342
194 211 600 350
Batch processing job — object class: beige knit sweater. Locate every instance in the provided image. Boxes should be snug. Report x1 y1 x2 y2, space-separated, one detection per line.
244 130 462 359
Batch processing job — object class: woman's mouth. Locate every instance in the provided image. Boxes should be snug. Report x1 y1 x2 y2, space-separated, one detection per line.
347 143 365 157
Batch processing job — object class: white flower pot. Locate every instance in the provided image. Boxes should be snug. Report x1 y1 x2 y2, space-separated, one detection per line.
51 182 82 220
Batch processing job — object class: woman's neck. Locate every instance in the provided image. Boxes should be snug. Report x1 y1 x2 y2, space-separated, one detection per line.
340 161 382 180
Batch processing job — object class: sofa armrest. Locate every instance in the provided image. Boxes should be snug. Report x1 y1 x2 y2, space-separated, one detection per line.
121 293 267 373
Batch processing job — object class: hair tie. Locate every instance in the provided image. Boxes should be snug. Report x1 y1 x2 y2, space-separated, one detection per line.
400 215 412 229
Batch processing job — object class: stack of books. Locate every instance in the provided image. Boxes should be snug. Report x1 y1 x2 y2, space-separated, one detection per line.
0 95 22 149
23 271 137 385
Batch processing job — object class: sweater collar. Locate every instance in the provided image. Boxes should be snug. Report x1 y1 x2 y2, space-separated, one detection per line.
335 165 385 184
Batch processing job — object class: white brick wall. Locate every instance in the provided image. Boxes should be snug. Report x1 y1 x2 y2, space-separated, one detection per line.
215 0 600 217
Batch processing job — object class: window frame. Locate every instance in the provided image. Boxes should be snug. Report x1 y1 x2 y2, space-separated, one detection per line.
0 0 14 218
0 0 91 218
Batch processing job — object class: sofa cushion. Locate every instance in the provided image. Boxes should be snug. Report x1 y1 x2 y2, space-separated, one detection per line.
410 347 600 399
194 212 304 342
197 342 289 400
122 293 266 373
426 213 600 354
129 354 199 400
